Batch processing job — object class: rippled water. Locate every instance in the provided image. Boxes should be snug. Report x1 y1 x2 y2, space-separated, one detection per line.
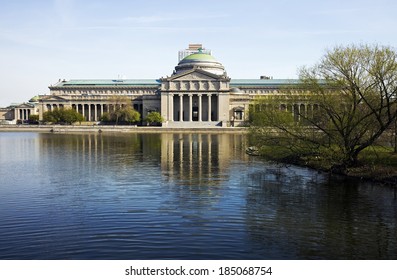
0 132 396 259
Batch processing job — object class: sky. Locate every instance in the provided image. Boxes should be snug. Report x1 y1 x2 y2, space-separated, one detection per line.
1 0 397 107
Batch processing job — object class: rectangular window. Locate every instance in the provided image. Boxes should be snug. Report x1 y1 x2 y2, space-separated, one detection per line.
235 110 243 120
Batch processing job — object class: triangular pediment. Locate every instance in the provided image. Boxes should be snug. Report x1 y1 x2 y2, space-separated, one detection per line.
40 95 68 102
168 69 222 81
14 103 35 108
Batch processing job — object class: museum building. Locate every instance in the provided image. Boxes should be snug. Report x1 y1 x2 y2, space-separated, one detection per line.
2 45 305 127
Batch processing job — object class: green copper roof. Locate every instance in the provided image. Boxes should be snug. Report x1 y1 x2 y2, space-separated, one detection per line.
55 79 160 87
181 53 217 62
29 95 39 101
230 79 300 86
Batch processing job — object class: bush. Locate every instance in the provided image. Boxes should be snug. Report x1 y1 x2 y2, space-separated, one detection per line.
42 108 84 124
145 112 164 125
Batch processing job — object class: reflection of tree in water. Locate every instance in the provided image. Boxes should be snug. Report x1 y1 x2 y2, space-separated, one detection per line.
244 165 397 259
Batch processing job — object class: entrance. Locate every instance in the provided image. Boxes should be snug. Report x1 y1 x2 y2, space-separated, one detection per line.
192 106 198 121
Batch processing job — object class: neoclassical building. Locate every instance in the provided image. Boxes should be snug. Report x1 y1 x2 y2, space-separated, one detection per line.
25 46 303 127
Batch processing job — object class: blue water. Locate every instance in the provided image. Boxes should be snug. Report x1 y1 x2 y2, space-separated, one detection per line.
0 132 396 259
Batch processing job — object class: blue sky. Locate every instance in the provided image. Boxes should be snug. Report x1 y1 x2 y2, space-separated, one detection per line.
1 0 397 106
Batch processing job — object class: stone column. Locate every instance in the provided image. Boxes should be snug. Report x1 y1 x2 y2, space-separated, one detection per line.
198 94 202 122
179 94 183 122
88 104 92 121
94 104 98 121
189 94 193 122
100 104 104 118
208 94 212 121
169 94 174 121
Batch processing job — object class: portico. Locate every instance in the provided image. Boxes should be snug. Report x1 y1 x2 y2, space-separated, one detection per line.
160 53 230 127
165 93 218 122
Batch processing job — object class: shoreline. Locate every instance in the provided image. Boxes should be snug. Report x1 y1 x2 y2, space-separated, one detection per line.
0 124 248 134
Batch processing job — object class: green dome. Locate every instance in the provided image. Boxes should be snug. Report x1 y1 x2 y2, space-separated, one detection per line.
181 53 217 62
175 52 225 76
29 95 39 102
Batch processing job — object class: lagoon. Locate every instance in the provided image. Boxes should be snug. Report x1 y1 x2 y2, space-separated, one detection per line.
0 132 396 259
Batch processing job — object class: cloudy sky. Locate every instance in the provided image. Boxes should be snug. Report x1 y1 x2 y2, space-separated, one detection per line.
1 0 397 106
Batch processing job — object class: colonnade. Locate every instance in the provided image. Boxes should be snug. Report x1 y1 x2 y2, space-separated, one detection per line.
45 103 142 121
16 108 32 120
167 93 218 122
252 102 320 121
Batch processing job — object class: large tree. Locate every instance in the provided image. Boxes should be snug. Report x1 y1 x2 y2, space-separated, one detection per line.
102 96 140 124
42 108 84 124
250 44 397 169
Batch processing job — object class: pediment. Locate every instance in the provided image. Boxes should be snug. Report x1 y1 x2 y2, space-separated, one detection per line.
169 69 221 81
41 95 68 102
14 103 34 108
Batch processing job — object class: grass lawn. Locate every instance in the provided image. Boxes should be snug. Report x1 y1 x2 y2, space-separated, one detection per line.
347 146 397 181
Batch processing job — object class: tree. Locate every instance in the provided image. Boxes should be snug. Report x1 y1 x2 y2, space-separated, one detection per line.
42 108 84 124
250 44 397 170
28 114 39 123
100 96 140 124
42 111 57 123
100 112 111 122
62 109 84 124
106 96 139 124
145 111 164 125
119 107 140 123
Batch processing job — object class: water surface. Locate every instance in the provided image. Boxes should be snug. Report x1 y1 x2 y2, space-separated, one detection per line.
0 132 396 259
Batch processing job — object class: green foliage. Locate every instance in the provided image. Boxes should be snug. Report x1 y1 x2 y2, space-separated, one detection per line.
29 115 40 124
42 108 84 124
145 111 164 125
100 112 111 122
100 107 140 124
119 107 140 123
250 44 397 170
42 111 56 123
110 96 140 124
29 114 39 122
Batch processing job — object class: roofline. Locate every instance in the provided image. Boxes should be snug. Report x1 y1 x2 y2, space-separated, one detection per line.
51 79 161 88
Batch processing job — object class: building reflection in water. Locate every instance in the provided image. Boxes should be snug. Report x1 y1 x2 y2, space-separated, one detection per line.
3 132 395 259
37 132 248 189
37 132 249 226
160 133 248 186
161 133 247 215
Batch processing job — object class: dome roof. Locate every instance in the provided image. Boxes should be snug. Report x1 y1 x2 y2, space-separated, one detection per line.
29 95 39 102
180 53 218 62
174 53 226 76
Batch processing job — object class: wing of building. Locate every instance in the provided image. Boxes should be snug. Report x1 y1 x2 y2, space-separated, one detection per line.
3 45 304 127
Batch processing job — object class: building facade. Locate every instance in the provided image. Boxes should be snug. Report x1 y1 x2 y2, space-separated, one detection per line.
4 46 310 127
